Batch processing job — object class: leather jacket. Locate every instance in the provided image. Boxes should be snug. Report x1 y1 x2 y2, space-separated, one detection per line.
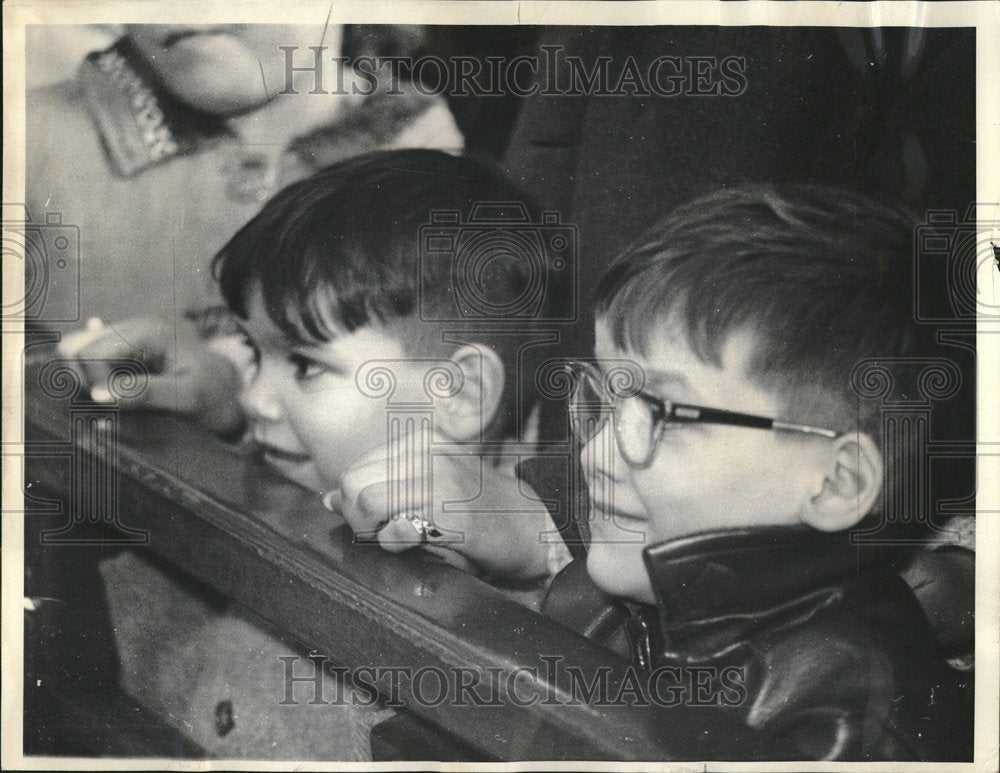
542 525 973 761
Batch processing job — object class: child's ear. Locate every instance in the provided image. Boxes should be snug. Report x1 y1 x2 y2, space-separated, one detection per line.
800 432 883 532
434 344 505 442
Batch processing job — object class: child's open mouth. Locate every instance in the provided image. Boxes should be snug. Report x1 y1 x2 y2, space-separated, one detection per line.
253 439 312 468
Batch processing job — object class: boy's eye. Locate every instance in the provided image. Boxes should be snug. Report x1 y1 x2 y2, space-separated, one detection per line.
288 352 333 381
641 394 694 432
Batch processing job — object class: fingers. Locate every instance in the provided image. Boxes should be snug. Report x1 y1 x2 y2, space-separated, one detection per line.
61 318 245 432
78 317 170 363
56 317 108 359
70 317 173 396
340 427 499 569
342 480 389 538
373 509 482 574
90 349 245 436
343 474 432 538
341 426 439 534
376 515 426 553
106 371 204 413
346 467 527 575
342 456 443 554
373 512 484 576
342 422 437 483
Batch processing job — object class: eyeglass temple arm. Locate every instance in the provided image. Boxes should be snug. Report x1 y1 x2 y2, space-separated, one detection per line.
770 420 840 439
671 405 839 439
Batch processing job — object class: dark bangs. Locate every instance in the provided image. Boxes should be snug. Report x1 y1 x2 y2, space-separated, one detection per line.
213 149 539 344
213 158 423 344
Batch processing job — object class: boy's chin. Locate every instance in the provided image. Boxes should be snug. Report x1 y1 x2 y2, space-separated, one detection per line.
586 547 656 606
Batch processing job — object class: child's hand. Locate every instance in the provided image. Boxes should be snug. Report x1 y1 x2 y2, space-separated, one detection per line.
340 434 553 580
60 316 245 437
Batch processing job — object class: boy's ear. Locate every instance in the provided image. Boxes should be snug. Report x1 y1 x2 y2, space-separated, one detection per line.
800 432 883 532
434 344 505 442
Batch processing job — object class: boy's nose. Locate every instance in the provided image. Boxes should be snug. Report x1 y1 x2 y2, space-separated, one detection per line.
239 373 283 423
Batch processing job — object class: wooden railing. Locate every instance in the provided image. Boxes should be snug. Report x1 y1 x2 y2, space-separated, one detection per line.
21 344 745 761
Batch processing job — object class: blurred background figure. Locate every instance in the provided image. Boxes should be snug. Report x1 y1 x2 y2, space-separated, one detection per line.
26 23 462 333
26 25 122 88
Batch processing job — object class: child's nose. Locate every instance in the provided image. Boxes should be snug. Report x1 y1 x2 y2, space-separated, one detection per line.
239 371 283 423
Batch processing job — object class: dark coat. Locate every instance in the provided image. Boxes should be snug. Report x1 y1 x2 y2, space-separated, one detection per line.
543 528 973 761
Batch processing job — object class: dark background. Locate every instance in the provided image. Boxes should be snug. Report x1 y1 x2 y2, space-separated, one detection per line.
345 25 977 467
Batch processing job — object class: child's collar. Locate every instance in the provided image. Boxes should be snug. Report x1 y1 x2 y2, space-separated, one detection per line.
641 520 899 662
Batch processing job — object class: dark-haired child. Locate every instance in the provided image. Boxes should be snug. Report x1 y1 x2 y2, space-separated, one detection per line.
68 149 571 757
539 185 973 760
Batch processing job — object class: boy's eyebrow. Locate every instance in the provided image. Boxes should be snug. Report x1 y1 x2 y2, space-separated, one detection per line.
595 361 700 400
642 368 699 400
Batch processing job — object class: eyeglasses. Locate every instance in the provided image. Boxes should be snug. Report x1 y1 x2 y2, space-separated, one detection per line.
566 360 840 468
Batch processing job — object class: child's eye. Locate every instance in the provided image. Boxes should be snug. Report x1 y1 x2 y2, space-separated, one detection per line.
288 353 332 381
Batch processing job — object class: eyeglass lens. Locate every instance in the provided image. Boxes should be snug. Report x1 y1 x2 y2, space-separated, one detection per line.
570 366 656 464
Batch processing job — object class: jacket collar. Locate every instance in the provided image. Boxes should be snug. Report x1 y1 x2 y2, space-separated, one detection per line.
78 37 229 178
641 521 898 662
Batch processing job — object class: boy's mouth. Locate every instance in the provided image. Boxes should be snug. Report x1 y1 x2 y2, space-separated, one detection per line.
253 439 312 466
588 498 647 523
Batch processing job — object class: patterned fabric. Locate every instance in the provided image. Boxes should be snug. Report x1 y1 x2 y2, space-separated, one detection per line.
78 38 229 177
